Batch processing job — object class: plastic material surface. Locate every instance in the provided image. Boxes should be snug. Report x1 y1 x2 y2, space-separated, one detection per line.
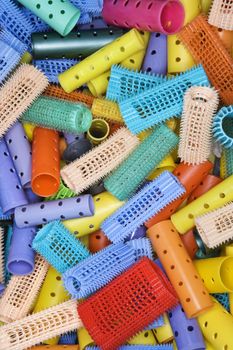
142 33 167 74
213 105 233 149
0 40 20 84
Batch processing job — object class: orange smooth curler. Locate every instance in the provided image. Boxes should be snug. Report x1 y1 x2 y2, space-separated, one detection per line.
180 230 198 259
32 127 60 197
147 220 213 318
188 174 222 203
145 161 213 228
88 229 111 253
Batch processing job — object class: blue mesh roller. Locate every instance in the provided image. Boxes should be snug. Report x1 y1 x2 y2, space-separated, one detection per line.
212 293 230 312
34 59 79 84
85 345 173 350
106 65 167 102
126 238 153 262
119 65 210 134
4 225 13 283
213 105 233 149
32 220 90 274
101 171 185 243
0 28 27 55
104 124 179 200
0 40 20 84
21 8 50 32
70 0 103 14
78 12 92 24
146 315 164 330
59 331 77 345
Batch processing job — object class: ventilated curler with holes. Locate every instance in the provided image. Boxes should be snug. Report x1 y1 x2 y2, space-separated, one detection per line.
21 7 50 31
208 0 233 30
14 194 94 228
28 346 80 349
33 220 90 273
126 238 153 262
179 15 233 105
188 174 222 203
171 174 233 234
152 313 173 343
221 148 233 179
91 98 124 124
70 0 103 14
104 124 178 201
87 119 110 145
147 220 213 318
88 229 110 253
0 40 20 84
102 171 185 243
0 227 4 288
0 255 48 323
119 65 209 134
127 330 157 344
77 327 95 350
63 137 92 163
34 59 79 84
59 331 77 345
58 29 145 92
0 27 27 55
142 32 167 74
213 106 233 149
180 230 199 259
85 347 173 350
213 293 230 312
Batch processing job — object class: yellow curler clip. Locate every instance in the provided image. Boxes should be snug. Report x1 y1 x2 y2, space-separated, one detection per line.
128 330 157 345
77 327 94 350
152 314 174 344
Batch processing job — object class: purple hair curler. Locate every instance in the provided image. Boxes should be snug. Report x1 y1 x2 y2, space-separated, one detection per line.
0 138 28 215
4 122 32 188
127 225 147 241
25 187 41 204
168 304 205 350
7 223 36 275
63 134 92 163
64 133 85 145
14 194 95 228
0 283 4 295
142 33 167 75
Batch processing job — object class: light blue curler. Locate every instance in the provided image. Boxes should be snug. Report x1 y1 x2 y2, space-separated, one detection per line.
213 105 233 149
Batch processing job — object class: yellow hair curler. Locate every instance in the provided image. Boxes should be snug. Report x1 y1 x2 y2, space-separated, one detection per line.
204 340 216 350
171 174 233 234
127 330 157 345
201 0 213 13
152 314 174 343
87 71 111 97
87 119 110 145
59 29 145 93
63 191 124 237
222 244 233 315
147 154 176 180
23 122 36 142
77 327 94 350
20 51 33 64
91 98 124 124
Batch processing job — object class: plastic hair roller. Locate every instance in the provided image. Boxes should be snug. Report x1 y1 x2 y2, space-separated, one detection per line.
147 220 213 318
0 27 27 56
180 230 199 259
119 65 209 134
17 0 80 36
70 0 103 14
201 0 212 13
28 347 80 349
142 33 167 74
14 194 94 228
59 331 77 345
88 229 111 253
217 28 233 54
171 174 233 234
78 258 178 350
85 347 173 350
21 7 50 32
0 64 48 138
87 119 110 145
188 174 222 202
208 0 233 30
0 255 48 323
77 327 94 350
45 181 76 201
127 331 157 345
153 313 173 343
213 105 233 149
147 154 176 180
102 171 185 243
0 227 4 287
63 137 92 163
0 40 20 84
34 59 78 84
91 98 124 124
102 0 185 34
58 29 145 93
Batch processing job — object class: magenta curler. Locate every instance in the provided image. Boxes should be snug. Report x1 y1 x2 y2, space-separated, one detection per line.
102 0 185 34
14 195 95 228
142 32 167 75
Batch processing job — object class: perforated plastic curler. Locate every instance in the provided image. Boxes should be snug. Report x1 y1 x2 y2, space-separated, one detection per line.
102 171 185 243
102 0 185 34
86 347 172 350
91 98 124 124
58 29 145 92
0 27 27 56
126 238 153 261
34 59 79 84
0 40 20 84
0 299 82 350
213 105 233 149
147 220 213 318
77 327 94 350
33 220 90 273
61 128 139 194
179 14 233 105
0 255 48 323
171 174 233 234
208 0 233 30
168 304 205 350
28 347 79 349
188 174 222 203
78 258 178 350
22 96 92 134
14 194 94 228
119 65 209 134
217 28 233 54
127 331 157 345
63 138 92 163
21 7 50 31
87 119 110 145
0 64 48 138
152 313 173 343
142 33 167 74
180 230 198 259
104 124 178 200
88 229 110 253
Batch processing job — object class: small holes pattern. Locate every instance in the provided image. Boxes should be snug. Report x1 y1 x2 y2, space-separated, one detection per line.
61 128 139 195
14 194 94 228
106 64 167 103
0 40 20 84
0 255 48 323
208 0 233 30
70 0 103 14
0 27 27 56
168 304 205 350
212 293 230 312
58 330 77 344
104 124 178 201
0 139 28 215
34 59 79 84
179 14 233 105
101 171 185 243
45 180 76 201
85 346 173 350
119 65 210 134
0 299 82 350
91 98 124 124
78 257 178 350
126 238 153 262
213 105 233 149
32 221 90 274
0 227 4 285
63 242 136 298
22 95 92 134
22 7 50 32
220 148 233 179
0 64 49 138
142 32 167 75
4 226 13 284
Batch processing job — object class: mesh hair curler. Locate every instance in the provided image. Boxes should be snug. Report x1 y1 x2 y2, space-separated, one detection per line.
142 33 167 75
91 98 124 124
34 59 79 84
221 148 233 179
213 105 233 149
59 331 77 345
0 227 4 286
0 40 20 84
45 181 76 201
208 0 233 30
70 0 103 14
85 347 172 350
0 27 27 56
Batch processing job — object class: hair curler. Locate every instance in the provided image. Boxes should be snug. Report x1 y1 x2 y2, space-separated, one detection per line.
213 105 233 149
0 27 27 56
88 229 111 253
188 174 222 203
142 33 167 74
0 40 20 84
34 59 78 84
87 119 110 145
91 98 124 124
208 0 233 30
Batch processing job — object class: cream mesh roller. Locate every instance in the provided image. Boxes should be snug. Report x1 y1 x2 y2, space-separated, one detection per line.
61 128 139 194
208 0 233 30
0 64 48 138
195 202 233 248
178 86 219 165
0 227 4 286
0 299 82 350
0 255 49 323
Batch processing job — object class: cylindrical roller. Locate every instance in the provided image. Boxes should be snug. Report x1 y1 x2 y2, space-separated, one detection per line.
25 187 40 204
7 224 36 275
208 0 233 30
14 195 94 228
153 313 173 343
213 105 233 149
147 220 213 318
0 40 20 85
142 32 167 74
87 119 110 145
32 28 126 59
102 0 185 34
59 331 77 345
17 0 80 36
28 347 79 349
188 174 222 202
89 182 106 196
45 181 76 201
64 133 85 145
0 283 4 296
217 28 233 53
145 161 213 228
78 327 94 350
127 330 157 345
63 138 92 163
58 29 145 92
88 229 111 253
180 230 198 259
127 225 147 240
147 154 176 180
0 139 28 215
171 174 233 234
91 98 124 124
201 0 212 13
32 127 60 197
168 304 205 350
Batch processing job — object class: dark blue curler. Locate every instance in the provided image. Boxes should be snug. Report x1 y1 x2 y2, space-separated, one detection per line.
0 27 27 55
212 293 230 312
0 40 20 84
59 331 78 345
34 59 79 84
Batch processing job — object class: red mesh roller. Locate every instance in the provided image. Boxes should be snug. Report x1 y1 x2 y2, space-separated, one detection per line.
78 257 178 350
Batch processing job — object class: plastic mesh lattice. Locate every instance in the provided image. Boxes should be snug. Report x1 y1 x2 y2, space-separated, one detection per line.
21 8 50 32
208 0 233 30
213 105 233 149
101 171 185 243
0 40 20 84
212 293 230 312
70 0 103 14
0 27 27 55
221 148 233 179
0 227 4 285
78 257 178 350
119 65 209 134
126 238 153 262
34 59 78 84
179 14 233 105
104 124 178 200
85 346 173 350
91 98 124 124
45 181 76 201
58 330 77 345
